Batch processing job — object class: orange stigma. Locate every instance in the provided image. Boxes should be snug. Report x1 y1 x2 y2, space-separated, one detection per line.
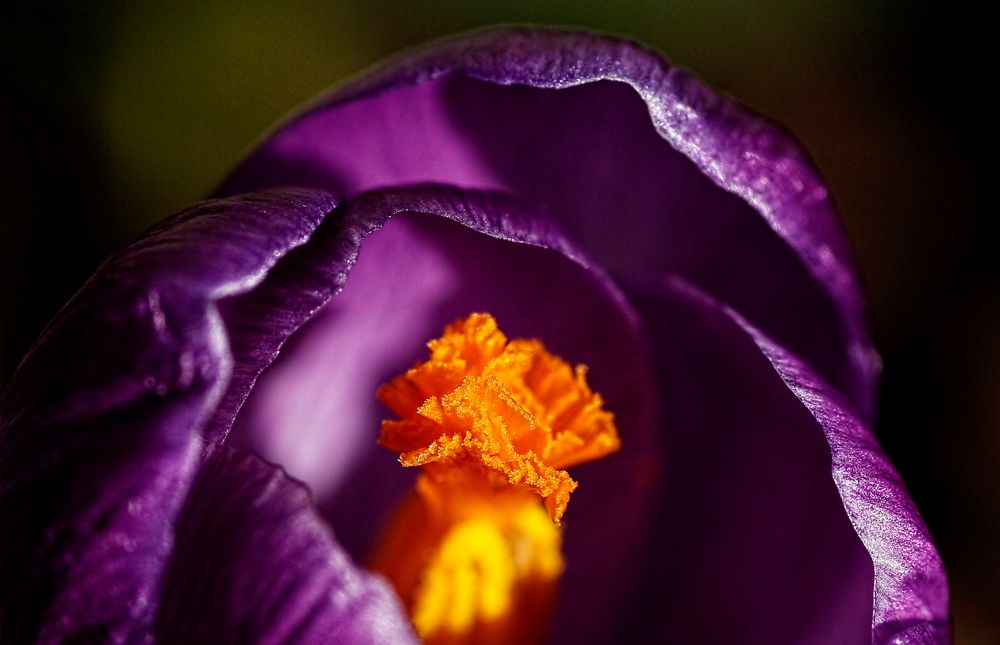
371 313 619 643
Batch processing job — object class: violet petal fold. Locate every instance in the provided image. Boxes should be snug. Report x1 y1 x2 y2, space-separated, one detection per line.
222 184 660 645
628 276 949 644
0 190 336 642
0 25 940 644
218 26 879 419
210 182 629 446
156 445 415 644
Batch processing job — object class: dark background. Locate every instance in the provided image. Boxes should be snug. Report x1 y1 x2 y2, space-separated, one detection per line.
2 2 994 641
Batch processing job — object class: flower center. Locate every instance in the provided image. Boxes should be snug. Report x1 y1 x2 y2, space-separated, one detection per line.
371 313 619 643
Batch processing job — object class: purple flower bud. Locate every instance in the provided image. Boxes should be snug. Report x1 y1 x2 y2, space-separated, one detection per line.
0 27 948 644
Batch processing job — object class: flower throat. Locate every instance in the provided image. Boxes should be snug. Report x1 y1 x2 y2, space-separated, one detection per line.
370 313 619 643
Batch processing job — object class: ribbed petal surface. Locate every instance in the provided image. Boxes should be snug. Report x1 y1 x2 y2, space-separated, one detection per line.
224 184 661 644
628 276 948 644
0 26 948 645
156 446 415 644
0 190 339 642
219 26 879 419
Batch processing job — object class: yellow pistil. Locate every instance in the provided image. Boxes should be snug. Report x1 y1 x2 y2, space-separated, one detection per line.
372 313 619 643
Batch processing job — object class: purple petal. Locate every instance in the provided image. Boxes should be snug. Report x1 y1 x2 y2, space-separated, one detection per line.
156 445 415 644
224 184 661 644
218 26 878 419
0 190 335 642
628 276 948 644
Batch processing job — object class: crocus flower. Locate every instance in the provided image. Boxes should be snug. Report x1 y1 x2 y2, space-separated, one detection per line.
0 27 949 644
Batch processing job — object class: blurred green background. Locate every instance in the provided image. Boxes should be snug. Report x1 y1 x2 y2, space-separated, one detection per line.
2 1 993 641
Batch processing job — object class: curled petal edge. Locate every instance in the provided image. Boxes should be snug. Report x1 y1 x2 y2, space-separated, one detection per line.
210 182 646 445
656 276 949 644
0 190 344 641
220 183 660 644
157 445 416 644
0 185 654 642
220 25 880 419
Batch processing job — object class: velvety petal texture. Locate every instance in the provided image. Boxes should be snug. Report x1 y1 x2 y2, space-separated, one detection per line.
224 185 661 644
0 25 948 645
219 26 880 420
211 183 620 448
629 276 948 644
157 445 414 644
0 190 413 643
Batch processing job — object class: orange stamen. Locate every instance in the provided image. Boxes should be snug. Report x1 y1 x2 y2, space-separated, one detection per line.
372 313 619 643
377 313 619 523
